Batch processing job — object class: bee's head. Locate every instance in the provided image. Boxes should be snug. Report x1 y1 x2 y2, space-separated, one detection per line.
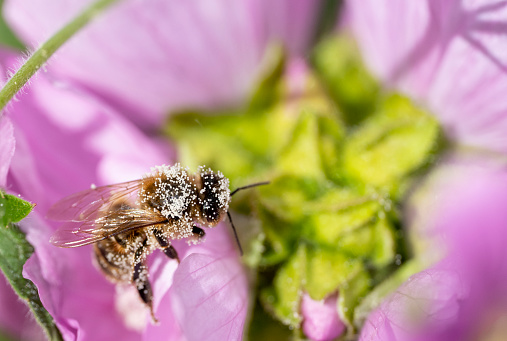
197 167 230 226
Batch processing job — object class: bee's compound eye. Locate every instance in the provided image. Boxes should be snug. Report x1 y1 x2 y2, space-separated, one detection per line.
199 171 230 225
202 198 219 222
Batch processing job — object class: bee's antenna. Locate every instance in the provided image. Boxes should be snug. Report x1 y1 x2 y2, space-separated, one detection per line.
231 181 270 196
227 211 243 255
228 181 269 256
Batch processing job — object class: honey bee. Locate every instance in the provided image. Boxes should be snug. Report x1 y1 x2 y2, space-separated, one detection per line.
47 163 267 322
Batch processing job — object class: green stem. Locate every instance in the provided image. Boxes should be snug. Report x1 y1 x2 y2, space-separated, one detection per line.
0 0 122 113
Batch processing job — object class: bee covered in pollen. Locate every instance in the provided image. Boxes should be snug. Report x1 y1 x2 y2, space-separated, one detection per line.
47 163 268 322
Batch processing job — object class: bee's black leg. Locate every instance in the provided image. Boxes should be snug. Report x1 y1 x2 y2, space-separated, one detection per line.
133 246 158 324
153 228 180 262
192 225 205 240
187 225 205 245
162 245 179 261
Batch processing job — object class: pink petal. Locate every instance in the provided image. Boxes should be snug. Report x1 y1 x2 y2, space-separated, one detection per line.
0 49 16 188
5 61 248 339
144 223 245 340
142 254 183 340
0 116 14 187
169 228 248 341
4 64 171 339
301 293 346 341
346 0 507 154
143 248 185 341
363 154 507 341
22 213 141 341
0 50 46 341
4 0 321 128
359 268 467 341
8 72 173 214
0 272 45 340
429 154 507 298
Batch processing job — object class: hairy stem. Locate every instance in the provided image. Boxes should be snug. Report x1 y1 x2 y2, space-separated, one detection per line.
0 0 122 113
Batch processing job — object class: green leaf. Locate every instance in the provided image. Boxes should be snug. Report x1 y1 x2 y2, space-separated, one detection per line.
317 114 346 182
261 245 307 329
0 193 35 227
0 226 62 340
277 112 326 179
247 298 293 341
338 268 371 335
343 93 441 197
247 44 286 113
256 206 295 266
166 46 292 187
167 107 296 188
277 109 344 181
257 176 398 333
167 63 344 189
0 194 62 340
337 214 396 267
310 0 343 46
312 34 380 126
258 175 324 223
256 175 336 266
304 246 363 301
304 191 380 244
261 243 377 336
168 111 269 183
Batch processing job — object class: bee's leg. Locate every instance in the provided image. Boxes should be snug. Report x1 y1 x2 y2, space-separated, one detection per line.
153 228 180 262
192 225 205 240
161 244 179 262
133 246 158 324
94 241 130 282
185 225 206 245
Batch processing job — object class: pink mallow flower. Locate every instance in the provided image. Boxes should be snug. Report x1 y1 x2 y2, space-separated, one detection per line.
1 1 325 340
343 0 507 340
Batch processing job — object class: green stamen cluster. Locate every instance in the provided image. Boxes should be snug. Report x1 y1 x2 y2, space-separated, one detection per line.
168 35 443 339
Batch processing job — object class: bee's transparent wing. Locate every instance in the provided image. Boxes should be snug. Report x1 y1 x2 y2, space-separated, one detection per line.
50 225 108 247
50 208 167 248
47 180 144 222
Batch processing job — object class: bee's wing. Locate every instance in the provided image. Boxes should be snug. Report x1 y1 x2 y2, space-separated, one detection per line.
50 224 109 247
47 180 144 222
50 208 167 248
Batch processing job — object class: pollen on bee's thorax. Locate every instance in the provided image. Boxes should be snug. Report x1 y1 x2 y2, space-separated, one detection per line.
137 163 199 221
